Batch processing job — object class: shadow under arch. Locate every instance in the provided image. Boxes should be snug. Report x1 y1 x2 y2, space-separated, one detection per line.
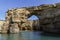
27 10 39 18
27 11 43 31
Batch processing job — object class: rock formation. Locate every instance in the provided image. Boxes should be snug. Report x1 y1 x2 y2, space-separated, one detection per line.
1 21 9 33
1 2 60 33
0 20 5 33
32 20 40 31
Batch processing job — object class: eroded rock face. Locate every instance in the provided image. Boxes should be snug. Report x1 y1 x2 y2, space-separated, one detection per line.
1 21 9 33
4 8 32 33
1 2 60 33
0 20 5 33
40 15 60 33
10 23 19 33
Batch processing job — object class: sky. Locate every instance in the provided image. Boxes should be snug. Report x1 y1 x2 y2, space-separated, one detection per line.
0 0 60 20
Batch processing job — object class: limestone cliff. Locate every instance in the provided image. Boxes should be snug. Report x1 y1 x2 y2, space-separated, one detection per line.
1 2 60 33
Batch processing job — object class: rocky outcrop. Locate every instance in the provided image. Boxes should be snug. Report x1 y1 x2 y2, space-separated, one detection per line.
25 2 60 33
1 21 9 33
9 23 19 33
0 20 5 33
1 2 60 33
20 20 40 31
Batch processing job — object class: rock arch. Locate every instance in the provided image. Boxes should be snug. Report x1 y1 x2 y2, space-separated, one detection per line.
1 2 60 33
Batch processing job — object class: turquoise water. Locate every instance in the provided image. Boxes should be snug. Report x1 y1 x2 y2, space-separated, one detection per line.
0 31 60 40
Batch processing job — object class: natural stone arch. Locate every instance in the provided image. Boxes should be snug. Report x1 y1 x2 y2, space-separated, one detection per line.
1 2 60 33
27 11 40 31
26 3 60 33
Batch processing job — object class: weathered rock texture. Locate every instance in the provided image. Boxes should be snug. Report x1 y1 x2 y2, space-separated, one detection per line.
0 20 5 33
1 2 60 33
4 8 39 33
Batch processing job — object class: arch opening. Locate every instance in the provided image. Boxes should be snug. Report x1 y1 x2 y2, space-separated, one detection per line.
28 15 39 20
27 15 40 31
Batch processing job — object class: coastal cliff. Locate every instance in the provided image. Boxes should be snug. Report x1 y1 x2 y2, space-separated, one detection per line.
0 2 60 33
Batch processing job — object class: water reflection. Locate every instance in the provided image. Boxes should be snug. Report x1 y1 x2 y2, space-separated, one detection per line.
1 31 60 40
0 34 3 40
40 33 60 40
2 33 24 40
